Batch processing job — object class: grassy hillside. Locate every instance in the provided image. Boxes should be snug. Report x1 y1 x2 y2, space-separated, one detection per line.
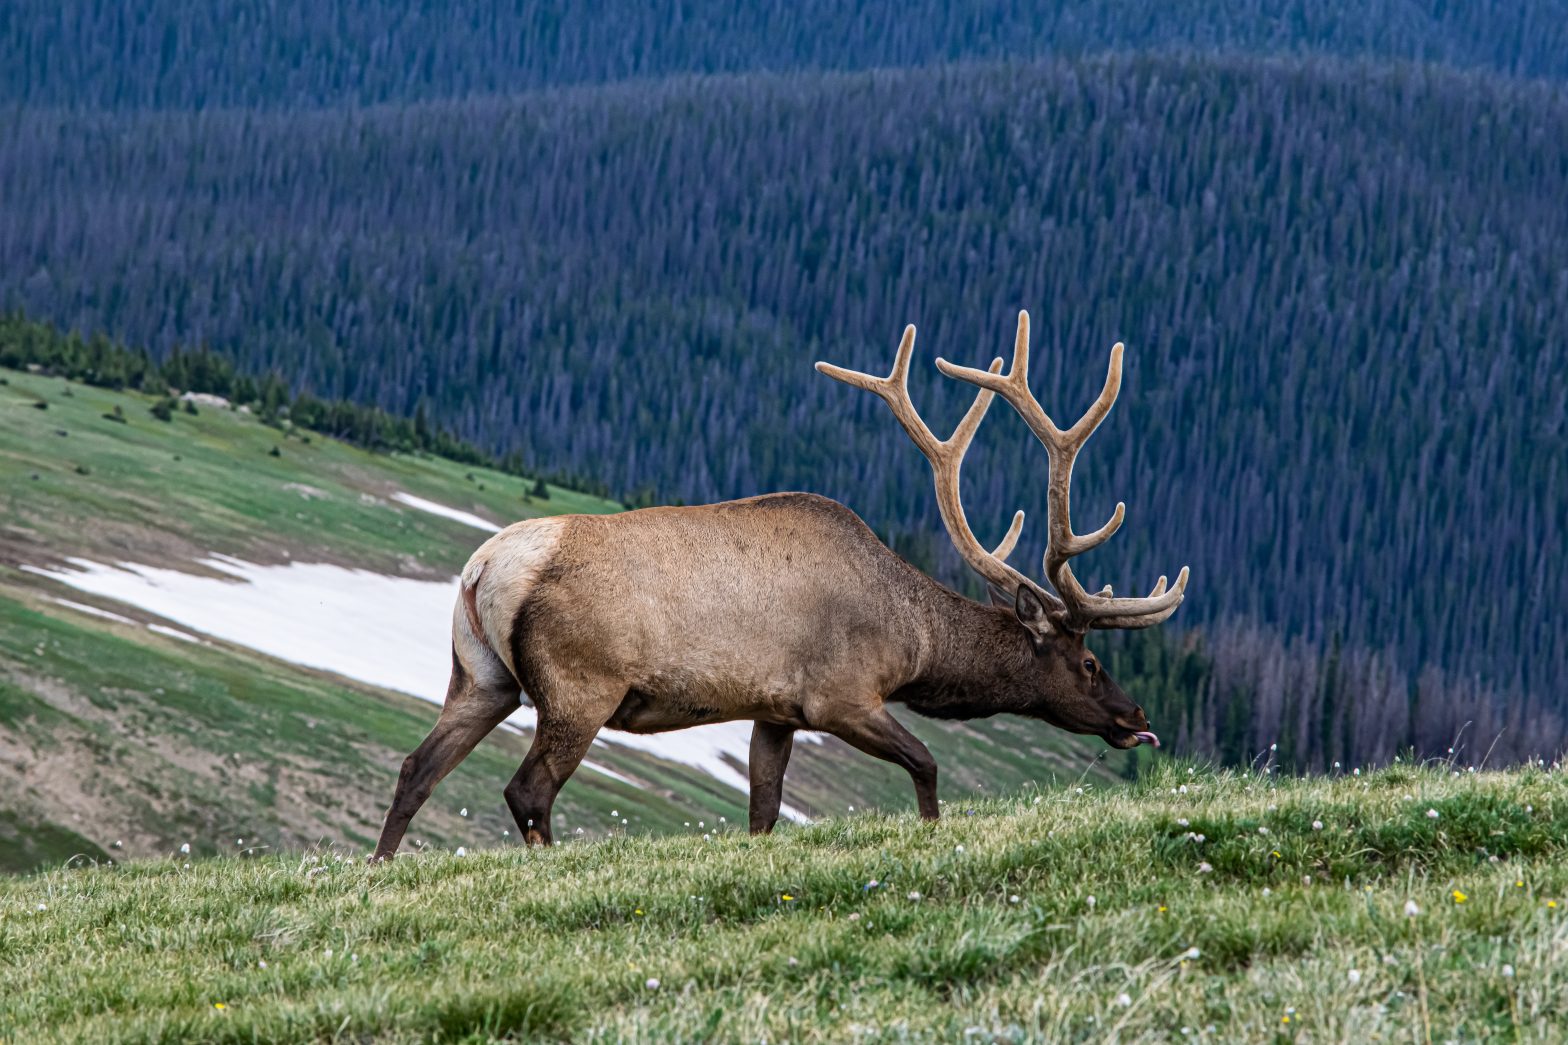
0 361 613 577
1 364 1127 873
2 763 1564 1042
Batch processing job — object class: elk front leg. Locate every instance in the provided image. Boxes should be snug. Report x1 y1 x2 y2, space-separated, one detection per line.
818 706 939 820
748 721 796 834
373 673 519 861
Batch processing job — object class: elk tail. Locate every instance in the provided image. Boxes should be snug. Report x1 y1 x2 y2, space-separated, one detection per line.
460 560 489 653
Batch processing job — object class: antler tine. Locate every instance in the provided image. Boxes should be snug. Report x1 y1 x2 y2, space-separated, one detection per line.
816 327 1045 603
935 310 1190 631
1070 567 1191 629
991 510 1025 562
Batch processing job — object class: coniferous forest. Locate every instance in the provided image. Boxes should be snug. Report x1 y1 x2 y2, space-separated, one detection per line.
3 7 1565 770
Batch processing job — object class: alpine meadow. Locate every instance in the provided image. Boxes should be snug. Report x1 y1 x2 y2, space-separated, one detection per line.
2 3 1566 1042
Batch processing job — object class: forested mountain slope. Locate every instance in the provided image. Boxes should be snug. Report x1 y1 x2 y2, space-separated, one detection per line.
4 0 1568 109
4 54 1564 741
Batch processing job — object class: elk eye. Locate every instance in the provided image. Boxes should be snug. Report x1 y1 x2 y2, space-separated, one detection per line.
1083 658 1097 675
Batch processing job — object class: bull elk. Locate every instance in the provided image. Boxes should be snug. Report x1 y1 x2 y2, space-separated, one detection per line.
372 312 1188 859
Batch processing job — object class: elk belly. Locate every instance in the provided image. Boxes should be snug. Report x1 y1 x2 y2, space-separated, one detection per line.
604 687 735 733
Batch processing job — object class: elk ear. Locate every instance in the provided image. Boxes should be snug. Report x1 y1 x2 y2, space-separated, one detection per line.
987 583 1015 610
1013 584 1055 651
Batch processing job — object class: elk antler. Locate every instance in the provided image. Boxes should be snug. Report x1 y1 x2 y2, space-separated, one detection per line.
815 325 1058 612
935 311 1189 631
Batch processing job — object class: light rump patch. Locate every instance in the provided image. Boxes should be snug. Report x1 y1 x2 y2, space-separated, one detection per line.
463 517 568 681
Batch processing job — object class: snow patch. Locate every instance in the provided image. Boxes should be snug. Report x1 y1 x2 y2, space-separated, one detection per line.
52 598 137 627
32 556 809 819
391 493 501 533
148 623 207 645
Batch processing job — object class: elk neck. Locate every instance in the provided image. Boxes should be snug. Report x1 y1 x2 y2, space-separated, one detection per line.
887 586 1045 720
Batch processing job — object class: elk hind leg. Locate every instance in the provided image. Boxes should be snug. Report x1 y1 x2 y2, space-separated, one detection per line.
372 656 518 861
503 681 623 845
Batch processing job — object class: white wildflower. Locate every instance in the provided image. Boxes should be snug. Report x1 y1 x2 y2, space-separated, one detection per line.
645 978 660 990
1404 900 1421 917
1426 809 1440 820
1115 992 1132 1008
1348 969 1361 985
1312 820 1324 831
1197 862 1213 874
454 846 467 857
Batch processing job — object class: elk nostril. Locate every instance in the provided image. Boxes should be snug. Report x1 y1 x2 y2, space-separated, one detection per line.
1116 709 1150 731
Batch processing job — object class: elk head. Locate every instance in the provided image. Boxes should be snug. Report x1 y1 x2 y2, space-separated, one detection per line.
816 312 1189 750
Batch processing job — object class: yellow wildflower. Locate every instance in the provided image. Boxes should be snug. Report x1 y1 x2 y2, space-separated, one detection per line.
781 894 794 901
1452 890 1467 904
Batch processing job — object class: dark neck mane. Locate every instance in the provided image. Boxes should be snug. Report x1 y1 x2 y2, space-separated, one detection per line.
888 588 1041 720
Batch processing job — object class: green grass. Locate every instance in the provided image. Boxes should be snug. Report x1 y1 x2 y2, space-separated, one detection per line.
0 367 616 575
3 763 1564 1043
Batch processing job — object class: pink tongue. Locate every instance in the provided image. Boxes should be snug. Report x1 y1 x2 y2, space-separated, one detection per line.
1133 731 1161 748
